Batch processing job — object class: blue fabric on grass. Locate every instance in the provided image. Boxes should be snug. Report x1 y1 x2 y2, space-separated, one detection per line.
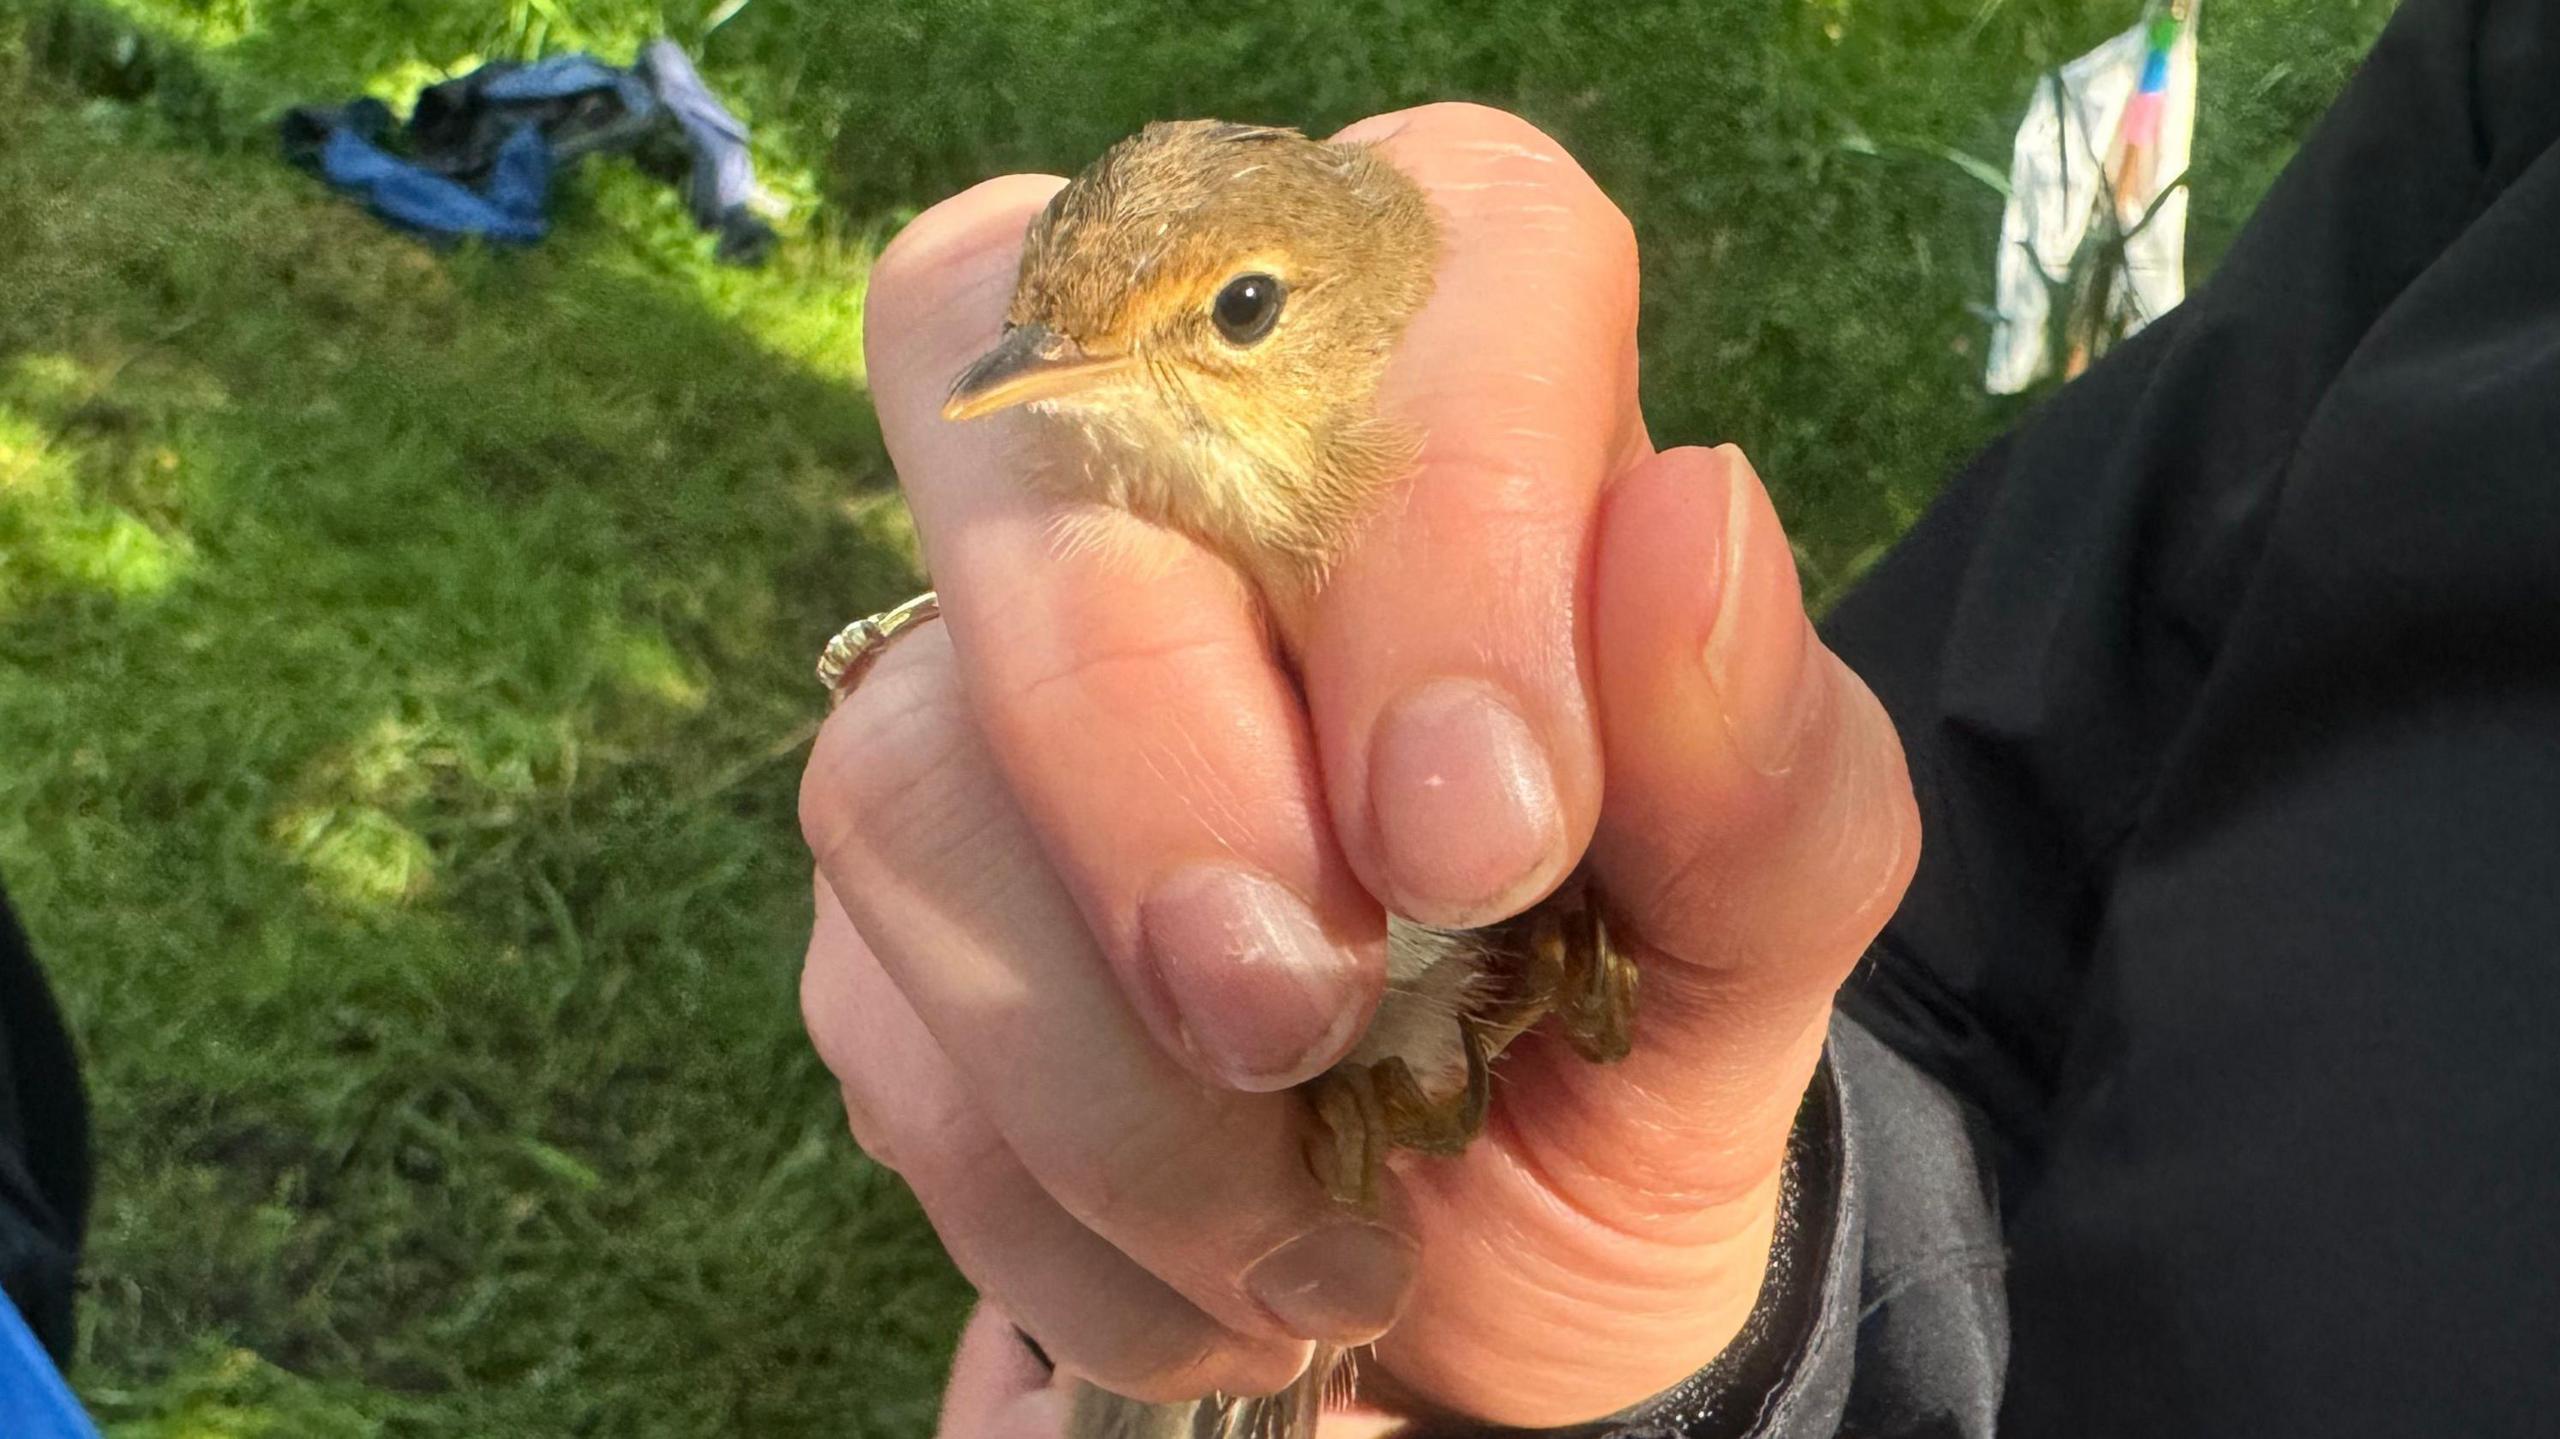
638 40 750 223
0 1291 97 1439
317 121 551 245
282 43 773 263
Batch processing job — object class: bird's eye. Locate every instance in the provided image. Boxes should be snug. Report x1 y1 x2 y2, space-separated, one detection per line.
1211 273 1286 345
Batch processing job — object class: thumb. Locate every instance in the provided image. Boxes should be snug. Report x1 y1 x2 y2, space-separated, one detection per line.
1549 442 1919 1208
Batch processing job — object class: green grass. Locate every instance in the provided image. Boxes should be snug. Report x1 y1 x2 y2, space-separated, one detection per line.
0 1 2389 1433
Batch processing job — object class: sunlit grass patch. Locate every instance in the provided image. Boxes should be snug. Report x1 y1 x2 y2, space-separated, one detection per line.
0 401 193 609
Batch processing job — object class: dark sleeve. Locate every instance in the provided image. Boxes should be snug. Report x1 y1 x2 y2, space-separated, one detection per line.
1821 0 2558 1196
1590 0 2560 1430
0 876 91 1369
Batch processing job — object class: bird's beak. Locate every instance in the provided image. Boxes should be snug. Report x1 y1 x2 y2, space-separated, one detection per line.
942 323 1129 421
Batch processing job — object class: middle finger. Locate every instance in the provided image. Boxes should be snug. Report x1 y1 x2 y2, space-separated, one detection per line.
1301 104 1650 930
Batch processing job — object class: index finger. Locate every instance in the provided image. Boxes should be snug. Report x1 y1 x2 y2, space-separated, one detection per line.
1303 104 1650 928
865 176 1387 1093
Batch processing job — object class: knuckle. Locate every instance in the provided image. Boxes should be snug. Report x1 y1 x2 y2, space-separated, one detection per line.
1006 626 1244 723
864 175 1059 353
1417 100 1574 162
900 1155 1303 1404
832 1083 901 1175
885 1098 1015 1211
1411 101 1636 276
1744 666 1922 976
1613 653 1917 979
812 1034 980 1186
1419 426 1572 514
796 949 858 1080
1442 99 1541 132
1621 834 1756 972
868 202 970 297
1828 675 1923 946
1021 1103 1238 1254
977 562 1260 728
1594 191 1641 291
797 634 971 873
1022 1122 1157 1239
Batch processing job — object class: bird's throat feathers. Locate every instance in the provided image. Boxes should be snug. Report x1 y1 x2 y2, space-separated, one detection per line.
1021 380 1418 621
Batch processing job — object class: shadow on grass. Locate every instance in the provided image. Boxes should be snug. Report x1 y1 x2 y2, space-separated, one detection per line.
1 22 966 1439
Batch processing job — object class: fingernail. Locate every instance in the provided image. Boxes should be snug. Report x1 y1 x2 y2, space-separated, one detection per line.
1138 865 1369 1092
1368 677 1565 925
1699 453 1815 776
1246 1222 1418 1345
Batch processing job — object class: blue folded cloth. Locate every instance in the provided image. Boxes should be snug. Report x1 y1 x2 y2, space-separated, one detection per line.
317 120 551 245
281 41 773 263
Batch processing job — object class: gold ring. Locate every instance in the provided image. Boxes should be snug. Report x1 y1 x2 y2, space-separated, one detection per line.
816 590 941 706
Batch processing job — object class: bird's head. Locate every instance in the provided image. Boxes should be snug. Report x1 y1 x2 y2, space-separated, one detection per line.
943 120 1440 594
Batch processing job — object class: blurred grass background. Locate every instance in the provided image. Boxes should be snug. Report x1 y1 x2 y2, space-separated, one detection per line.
0 0 2390 1433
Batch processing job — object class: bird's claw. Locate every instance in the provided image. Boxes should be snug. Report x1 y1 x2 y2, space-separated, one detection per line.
1304 885 1633 1210
1307 1020 1493 1208
1555 900 1637 1065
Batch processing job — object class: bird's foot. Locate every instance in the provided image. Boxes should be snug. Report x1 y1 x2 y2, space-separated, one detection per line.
1307 1019 1492 1208
1553 898 1636 1065
1474 883 1635 1065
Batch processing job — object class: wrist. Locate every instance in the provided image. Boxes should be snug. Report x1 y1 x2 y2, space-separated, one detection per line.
1345 1188 1784 1428
1341 1048 1839 1434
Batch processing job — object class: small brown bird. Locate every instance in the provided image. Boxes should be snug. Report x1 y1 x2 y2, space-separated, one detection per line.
944 120 1635 1439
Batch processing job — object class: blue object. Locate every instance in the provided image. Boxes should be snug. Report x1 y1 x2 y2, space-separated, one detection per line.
0 1291 98 1439
638 40 756 230
282 42 774 263
318 121 552 245
2139 46 2172 93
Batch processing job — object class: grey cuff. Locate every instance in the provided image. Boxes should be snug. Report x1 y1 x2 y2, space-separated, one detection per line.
1584 1013 2008 1439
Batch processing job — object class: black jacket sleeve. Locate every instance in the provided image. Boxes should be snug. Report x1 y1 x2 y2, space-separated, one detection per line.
1588 0 2560 1431
0 876 91 1368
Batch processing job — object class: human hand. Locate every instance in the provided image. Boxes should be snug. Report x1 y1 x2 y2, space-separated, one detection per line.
798 102 1918 1430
